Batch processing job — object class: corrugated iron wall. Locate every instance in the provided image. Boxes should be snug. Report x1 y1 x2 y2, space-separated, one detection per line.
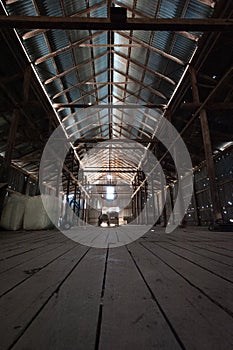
0 157 39 197
181 147 233 225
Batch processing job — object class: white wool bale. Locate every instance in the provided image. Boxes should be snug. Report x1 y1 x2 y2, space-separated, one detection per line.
23 195 52 230
0 193 27 231
23 195 60 230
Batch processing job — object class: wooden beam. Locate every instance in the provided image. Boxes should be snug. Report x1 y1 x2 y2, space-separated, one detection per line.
5 0 18 4
45 50 109 85
22 1 107 40
73 138 157 144
54 103 166 109
63 164 90 198
180 102 233 110
114 0 199 41
52 67 109 99
23 65 31 103
114 67 168 100
0 73 21 84
117 31 185 66
190 66 222 222
79 43 142 47
196 0 215 8
35 31 106 65
84 81 136 85
0 16 232 32
5 108 20 167
113 50 176 85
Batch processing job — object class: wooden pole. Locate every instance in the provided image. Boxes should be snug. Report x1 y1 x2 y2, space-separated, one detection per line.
5 108 20 168
189 66 222 221
0 108 20 217
0 16 232 32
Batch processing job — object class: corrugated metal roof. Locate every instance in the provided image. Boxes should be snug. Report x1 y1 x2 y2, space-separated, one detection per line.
2 0 216 182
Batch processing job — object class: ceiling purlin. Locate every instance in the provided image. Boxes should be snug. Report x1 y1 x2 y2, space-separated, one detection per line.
60 94 109 122
113 0 199 41
82 148 139 174
68 114 109 139
0 0 222 183
114 108 155 133
113 50 175 85
130 0 196 185
111 114 152 139
22 0 107 40
65 110 107 131
156 0 191 106
119 108 159 129
112 83 156 105
35 30 106 65
118 0 136 138
114 65 162 106
196 0 215 8
57 83 108 107
113 121 150 138
107 0 114 139
31 0 70 109
45 50 109 85
131 14 155 135
116 31 185 66
114 67 168 100
86 0 104 137
59 0 87 116
52 67 109 101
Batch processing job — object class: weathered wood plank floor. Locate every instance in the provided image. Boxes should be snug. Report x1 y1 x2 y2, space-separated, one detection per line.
0 226 233 350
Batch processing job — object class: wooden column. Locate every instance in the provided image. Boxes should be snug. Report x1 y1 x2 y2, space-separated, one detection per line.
140 188 144 224
145 182 149 224
63 177 70 222
162 189 167 227
5 108 20 168
193 177 201 226
160 173 167 227
156 193 161 225
190 66 222 221
0 108 20 217
151 179 157 224
24 175 31 196
132 180 137 220
169 185 175 225
73 184 77 213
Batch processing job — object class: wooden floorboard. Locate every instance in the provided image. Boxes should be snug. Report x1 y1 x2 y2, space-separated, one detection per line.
0 226 233 350
11 248 107 350
99 246 181 350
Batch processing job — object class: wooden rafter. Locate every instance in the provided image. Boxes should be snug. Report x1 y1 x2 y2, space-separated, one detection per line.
35 30 106 65
23 65 31 103
114 109 155 132
52 67 109 100
113 50 176 85
117 31 185 66
66 111 108 131
113 0 199 41
68 115 109 139
22 1 107 40
55 84 108 106
114 67 168 100
111 114 152 138
74 138 154 144
113 83 157 105
45 50 109 85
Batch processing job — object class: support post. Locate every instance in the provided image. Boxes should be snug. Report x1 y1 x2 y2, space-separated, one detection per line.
5 108 20 168
190 66 222 222
169 185 175 225
0 108 20 217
